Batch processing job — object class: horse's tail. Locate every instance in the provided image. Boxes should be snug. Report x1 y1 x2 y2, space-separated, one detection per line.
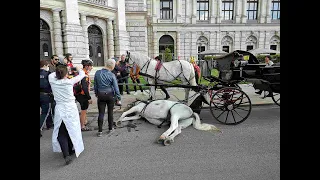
192 113 222 133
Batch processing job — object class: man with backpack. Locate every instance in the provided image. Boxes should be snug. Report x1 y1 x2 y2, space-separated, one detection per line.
74 60 93 131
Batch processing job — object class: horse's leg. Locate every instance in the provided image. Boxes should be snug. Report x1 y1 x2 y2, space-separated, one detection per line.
164 117 194 145
148 80 156 100
158 115 179 142
116 104 145 127
163 126 182 146
121 114 141 121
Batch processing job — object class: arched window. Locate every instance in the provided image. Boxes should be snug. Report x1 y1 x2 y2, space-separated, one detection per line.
88 25 102 35
221 36 233 53
40 19 50 31
197 36 209 59
270 35 280 51
159 35 174 61
246 35 257 51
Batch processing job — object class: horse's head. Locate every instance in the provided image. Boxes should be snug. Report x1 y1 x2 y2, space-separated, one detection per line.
125 51 150 66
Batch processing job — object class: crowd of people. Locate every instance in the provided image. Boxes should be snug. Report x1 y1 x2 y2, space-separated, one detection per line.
40 53 202 165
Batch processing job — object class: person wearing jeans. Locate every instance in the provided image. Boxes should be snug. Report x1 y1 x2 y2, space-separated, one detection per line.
94 58 121 137
40 60 52 137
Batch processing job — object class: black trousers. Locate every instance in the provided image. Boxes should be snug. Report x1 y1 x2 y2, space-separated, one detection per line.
130 77 143 92
57 122 74 158
97 92 115 132
118 76 129 93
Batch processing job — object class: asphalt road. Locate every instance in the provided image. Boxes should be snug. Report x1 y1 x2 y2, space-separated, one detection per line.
40 105 280 180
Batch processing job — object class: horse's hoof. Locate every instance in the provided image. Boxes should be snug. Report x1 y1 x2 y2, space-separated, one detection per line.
156 138 164 144
163 139 173 146
115 121 122 127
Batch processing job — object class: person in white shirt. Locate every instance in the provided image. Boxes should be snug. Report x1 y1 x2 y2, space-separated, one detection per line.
48 65 85 165
255 55 274 96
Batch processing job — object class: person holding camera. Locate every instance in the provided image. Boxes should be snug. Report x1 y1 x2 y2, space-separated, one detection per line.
74 60 93 131
118 54 130 94
48 64 86 165
40 60 52 137
94 58 121 137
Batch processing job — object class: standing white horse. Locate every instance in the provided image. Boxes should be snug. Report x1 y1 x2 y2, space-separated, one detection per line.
126 51 197 103
116 89 221 146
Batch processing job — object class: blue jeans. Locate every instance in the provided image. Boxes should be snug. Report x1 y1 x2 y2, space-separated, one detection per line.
40 94 51 130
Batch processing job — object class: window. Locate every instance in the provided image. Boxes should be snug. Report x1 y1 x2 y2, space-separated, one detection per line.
270 45 277 50
246 45 253 51
247 0 258 20
160 0 173 20
222 46 229 53
271 0 280 20
198 46 206 59
197 0 209 20
222 0 234 20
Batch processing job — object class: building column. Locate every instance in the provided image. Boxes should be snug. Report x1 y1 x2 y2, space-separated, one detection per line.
176 0 182 23
52 9 63 56
185 0 191 23
80 13 89 59
192 0 197 24
210 0 216 23
191 32 197 57
266 0 272 23
259 0 267 23
153 31 158 58
176 32 180 60
152 0 157 23
63 0 86 64
115 0 129 57
241 0 247 23
216 0 221 23
235 0 242 23
107 18 115 59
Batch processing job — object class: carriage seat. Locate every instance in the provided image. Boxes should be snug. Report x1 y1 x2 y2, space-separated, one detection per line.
155 61 163 71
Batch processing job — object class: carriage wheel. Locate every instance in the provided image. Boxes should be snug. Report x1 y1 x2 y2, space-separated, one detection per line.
271 92 280 106
209 87 252 125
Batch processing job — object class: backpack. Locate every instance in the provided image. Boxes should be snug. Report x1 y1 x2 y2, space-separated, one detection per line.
73 82 82 95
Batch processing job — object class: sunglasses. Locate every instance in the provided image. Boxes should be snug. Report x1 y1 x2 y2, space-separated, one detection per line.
54 58 59 60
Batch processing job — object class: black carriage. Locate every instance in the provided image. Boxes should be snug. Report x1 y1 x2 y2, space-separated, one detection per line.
199 50 280 125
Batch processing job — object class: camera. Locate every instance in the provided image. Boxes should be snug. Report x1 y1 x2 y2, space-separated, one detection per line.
71 67 77 71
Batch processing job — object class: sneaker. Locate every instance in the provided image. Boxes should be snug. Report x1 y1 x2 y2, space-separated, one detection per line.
133 91 138 96
65 156 73 165
97 132 102 137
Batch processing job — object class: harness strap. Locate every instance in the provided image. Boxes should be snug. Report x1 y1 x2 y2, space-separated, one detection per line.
157 102 181 128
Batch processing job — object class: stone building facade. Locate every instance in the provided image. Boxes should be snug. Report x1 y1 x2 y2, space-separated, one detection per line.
40 0 280 66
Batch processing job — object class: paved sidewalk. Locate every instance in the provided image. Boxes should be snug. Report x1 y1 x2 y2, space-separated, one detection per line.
79 84 276 130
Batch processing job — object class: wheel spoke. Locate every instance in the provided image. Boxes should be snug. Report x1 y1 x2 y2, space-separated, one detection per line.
233 109 245 119
217 109 227 119
225 111 230 123
276 98 280 103
231 110 237 124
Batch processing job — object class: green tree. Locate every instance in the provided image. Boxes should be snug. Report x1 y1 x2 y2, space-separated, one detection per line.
164 47 173 61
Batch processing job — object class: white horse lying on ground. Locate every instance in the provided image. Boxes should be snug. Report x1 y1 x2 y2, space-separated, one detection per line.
126 51 197 103
116 89 221 145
